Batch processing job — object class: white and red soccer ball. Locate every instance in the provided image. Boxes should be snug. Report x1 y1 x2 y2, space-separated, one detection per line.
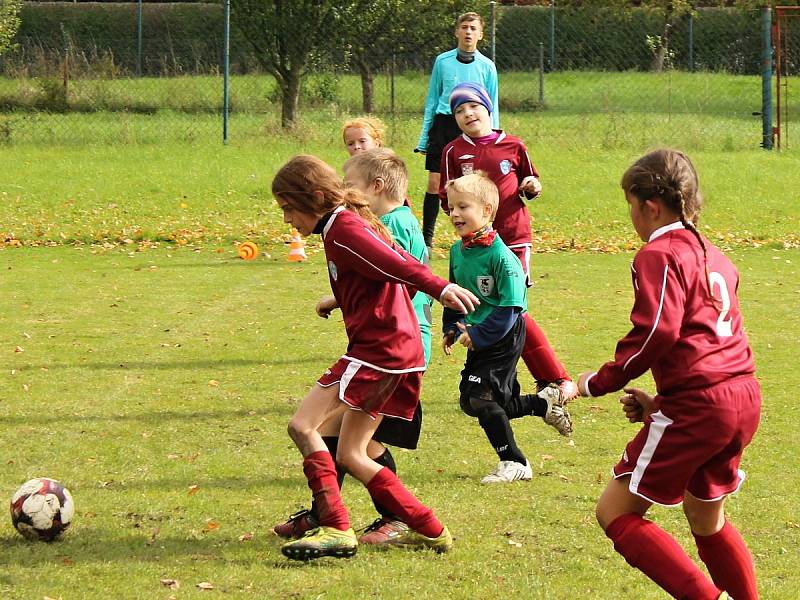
10 477 74 541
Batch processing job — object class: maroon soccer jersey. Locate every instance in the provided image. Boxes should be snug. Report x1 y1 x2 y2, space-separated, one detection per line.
321 207 451 372
439 131 539 248
587 222 755 397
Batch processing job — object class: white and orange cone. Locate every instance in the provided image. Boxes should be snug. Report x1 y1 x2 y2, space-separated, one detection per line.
287 228 307 262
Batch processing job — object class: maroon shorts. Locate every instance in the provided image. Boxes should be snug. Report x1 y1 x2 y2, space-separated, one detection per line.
317 358 422 421
507 243 532 287
613 375 761 506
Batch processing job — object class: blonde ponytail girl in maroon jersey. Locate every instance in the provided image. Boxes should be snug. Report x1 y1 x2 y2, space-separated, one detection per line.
577 149 760 600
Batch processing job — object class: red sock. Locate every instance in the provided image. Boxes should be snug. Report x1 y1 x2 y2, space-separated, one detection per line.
302 450 350 531
520 313 568 382
366 467 442 538
606 513 720 600
694 521 759 600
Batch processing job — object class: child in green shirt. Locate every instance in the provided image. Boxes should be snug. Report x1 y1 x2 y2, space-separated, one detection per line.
443 172 572 484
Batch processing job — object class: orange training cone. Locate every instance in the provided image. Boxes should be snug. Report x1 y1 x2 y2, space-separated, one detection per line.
238 241 259 260
287 228 307 262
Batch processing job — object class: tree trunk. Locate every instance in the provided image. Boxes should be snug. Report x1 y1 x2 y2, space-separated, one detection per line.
651 11 674 73
280 69 302 128
358 60 374 114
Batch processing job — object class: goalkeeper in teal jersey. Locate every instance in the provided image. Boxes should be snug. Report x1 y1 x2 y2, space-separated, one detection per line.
443 172 573 484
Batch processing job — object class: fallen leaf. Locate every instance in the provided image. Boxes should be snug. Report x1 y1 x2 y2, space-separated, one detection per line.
238 532 254 542
160 579 180 590
208 380 219 387
188 484 200 495
14 345 24 353
196 581 214 590
203 520 219 532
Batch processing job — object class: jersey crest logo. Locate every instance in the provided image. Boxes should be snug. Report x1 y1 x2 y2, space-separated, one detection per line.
468 374 481 383
499 159 512 175
476 275 494 296
461 162 475 176
328 260 338 281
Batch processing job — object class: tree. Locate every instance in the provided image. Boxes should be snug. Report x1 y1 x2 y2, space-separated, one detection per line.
337 0 473 114
0 0 22 57
233 0 372 128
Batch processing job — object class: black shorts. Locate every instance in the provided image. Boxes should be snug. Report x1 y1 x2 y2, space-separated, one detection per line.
425 113 462 172
372 403 422 450
459 316 526 410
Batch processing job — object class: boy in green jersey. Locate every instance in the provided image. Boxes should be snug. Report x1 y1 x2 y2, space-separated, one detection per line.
443 172 572 484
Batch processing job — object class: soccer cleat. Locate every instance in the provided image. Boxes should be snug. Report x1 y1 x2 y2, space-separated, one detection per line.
540 384 574 436
358 517 410 545
280 526 358 561
273 508 319 540
537 378 578 403
382 524 453 553
480 460 533 484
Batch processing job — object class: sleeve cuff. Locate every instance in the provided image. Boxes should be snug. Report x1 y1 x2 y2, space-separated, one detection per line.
439 283 456 303
581 372 597 398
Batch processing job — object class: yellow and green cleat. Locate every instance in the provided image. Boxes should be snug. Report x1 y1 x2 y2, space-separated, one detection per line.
280 525 358 561
383 525 453 553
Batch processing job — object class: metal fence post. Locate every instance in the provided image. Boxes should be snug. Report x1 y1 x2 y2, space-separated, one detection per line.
761 6 772 150
549 1 556 71
490 1 496 62
539 42 545 105
223 0 230 144
687 12 694 72
136 0 143 77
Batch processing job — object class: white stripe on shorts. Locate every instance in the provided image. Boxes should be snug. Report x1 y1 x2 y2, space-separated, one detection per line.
338 361 362 402
629 410 674 496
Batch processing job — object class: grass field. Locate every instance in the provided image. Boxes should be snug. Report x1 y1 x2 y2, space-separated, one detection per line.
1 245 797 599
1 90 799 597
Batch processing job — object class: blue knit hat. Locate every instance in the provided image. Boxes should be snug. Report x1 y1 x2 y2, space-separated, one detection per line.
449 82 493 114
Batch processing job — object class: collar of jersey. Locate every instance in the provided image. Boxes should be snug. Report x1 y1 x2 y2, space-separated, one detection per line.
648 220 684 242
322 205 345 239
460 130 506 146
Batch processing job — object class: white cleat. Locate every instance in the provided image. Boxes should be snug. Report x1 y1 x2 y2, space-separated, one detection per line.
480 460 533 484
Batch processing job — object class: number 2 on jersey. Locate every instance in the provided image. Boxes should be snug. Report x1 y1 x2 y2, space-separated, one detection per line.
708 271 733 337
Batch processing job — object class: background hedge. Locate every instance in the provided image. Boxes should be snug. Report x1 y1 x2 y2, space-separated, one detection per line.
2 3 767 77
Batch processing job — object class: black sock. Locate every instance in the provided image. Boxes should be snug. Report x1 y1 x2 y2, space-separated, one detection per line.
504 393 547 419
371 447 399 520
478 405 526 464
422 192 440 247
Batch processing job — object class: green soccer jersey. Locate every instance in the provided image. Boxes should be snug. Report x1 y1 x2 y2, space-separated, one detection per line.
381 206 433 365
449 235 527 327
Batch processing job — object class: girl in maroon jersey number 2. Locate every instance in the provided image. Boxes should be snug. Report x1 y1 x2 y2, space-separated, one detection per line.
272 155 479 561
576 149 761 600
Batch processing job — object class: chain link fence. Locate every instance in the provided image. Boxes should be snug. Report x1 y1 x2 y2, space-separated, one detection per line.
0 2 795 148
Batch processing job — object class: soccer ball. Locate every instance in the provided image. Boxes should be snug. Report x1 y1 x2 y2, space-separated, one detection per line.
10 477 74 541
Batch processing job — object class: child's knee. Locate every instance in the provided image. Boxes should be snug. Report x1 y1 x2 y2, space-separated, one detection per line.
287 418 312 445
460 389 494 418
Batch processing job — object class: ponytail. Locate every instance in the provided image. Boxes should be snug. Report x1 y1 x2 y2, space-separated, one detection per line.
341 187 393 243
622 148 718 308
